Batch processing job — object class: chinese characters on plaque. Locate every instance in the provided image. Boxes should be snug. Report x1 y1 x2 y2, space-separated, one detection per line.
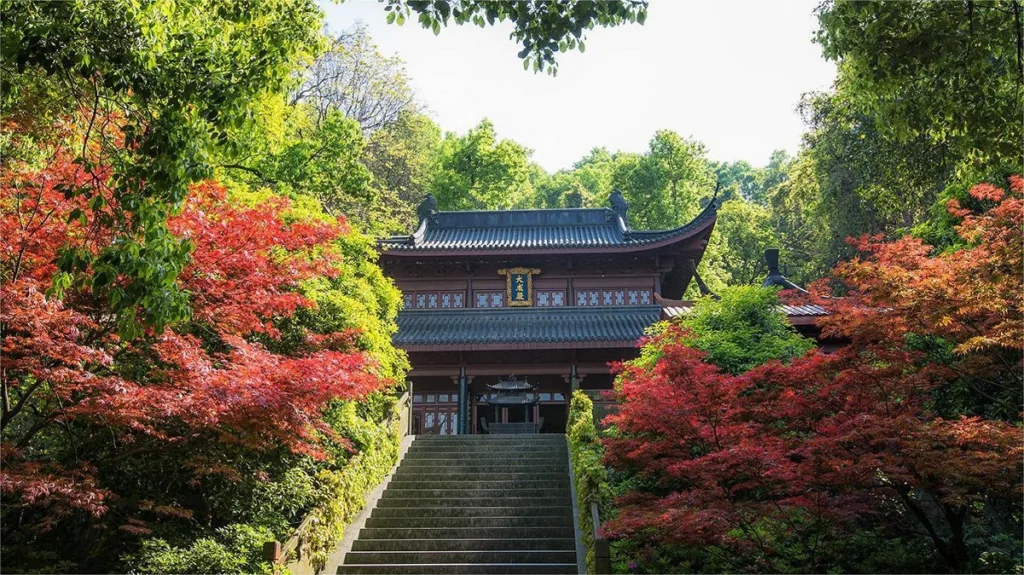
497 268 540 307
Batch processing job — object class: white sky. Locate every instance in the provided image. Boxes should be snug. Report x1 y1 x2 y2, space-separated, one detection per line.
321 0 837 172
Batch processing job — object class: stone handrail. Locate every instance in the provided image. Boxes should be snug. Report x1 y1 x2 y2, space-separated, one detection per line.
590 500 612 574
262 391 411 571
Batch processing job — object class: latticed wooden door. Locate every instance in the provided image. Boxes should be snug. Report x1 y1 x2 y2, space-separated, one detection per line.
412 392 459 435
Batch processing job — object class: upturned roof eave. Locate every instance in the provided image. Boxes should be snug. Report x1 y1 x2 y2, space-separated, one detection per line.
376 199 719 256
378 212 716 257
395 340 644 352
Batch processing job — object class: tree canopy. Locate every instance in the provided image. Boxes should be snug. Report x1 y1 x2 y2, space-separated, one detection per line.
383 0 649 73
2 1 1021 573
604 178 1023 573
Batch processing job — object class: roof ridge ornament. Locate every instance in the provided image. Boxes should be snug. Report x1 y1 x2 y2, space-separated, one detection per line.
416 193 437 224
609 189 629 221
761 248 809 294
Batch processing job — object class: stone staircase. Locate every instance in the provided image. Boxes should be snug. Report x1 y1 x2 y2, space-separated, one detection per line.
337 434 578 574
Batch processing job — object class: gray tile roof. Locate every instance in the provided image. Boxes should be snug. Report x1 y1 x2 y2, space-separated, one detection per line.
394 306 663 348
380 201 717 253
661 303 828 319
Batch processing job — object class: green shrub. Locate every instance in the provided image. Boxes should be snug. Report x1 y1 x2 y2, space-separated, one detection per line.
126 394 404 574
680 285 815 374
568 390 610 573
131 524 276 575
286 396 404 572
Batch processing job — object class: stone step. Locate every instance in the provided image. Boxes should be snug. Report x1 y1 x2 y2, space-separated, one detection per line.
405 448 573 456
402 453 567 461
395 456 569 466
389 472 568 482
411 436 566 443
356 527 574 540
371 506 573 519
407 444 569 452
365 516 574 529
344 550 577 565
394 464 568 474
375 496 572 509
382 488 566 499
386 479 569 490
335 434 577 575
352 539 576 552
411 433 565 437
337 563 577 574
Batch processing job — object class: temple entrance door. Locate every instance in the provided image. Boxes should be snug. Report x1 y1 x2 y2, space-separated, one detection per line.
412 392 459 435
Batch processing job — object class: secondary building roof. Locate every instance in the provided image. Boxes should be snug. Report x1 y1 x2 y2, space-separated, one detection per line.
393 306 662 351
379 197 718 256
658 297 827 327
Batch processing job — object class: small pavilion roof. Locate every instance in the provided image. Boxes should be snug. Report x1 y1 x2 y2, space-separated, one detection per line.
379 199 717 256
483 395 540 406
393 306 662 351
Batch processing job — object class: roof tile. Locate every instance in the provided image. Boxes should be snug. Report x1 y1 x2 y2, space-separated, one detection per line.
380 203 717 253
394 306 662 347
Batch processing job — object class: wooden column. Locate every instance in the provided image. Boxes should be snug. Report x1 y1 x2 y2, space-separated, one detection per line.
457 367 468 435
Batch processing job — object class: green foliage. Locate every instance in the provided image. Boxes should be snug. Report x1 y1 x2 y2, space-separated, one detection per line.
816 0 1023 170
613 130 716 229
690 199 776 296
567 391 610 574
383 0 648 74
763 154 834 286
289 398 404 572
680 286 815 375
429 119 536 210
532 147 619 209
256 110 374 220
124 396 404 575
1 0 322 337
296 230 410 383
363 112 443 232
713 150 793 205
131 524 277 575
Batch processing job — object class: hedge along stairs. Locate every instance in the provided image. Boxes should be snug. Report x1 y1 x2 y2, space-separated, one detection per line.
337 434 578 574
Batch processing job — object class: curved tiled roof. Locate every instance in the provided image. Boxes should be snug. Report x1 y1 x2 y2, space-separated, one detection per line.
660 302 828 319
380 201 717 254
394 306 662 349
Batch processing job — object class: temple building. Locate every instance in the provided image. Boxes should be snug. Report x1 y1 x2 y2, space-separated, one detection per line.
378 192 824 435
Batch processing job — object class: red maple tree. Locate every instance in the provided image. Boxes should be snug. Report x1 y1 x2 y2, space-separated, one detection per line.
1 139 391 527
604 177 1023 572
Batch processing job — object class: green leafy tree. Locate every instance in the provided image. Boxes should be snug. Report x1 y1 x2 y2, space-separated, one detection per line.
383 0 649 74
765 154 833 286
707 199 776 286
713 160 761 203
816 0 1023 171
761 149 793 195
429 119 535 210
1 0 322 337
614 131 716 229
362 112 443 232
225 108 375 223
569 147 618 205
759 87 961 290
679 285 815 375
713 151 792 205
532 147 619 209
